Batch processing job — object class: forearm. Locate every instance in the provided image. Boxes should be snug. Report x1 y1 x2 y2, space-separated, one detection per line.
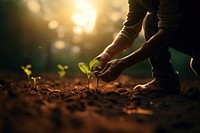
103 1 146 59
121 29 176 68
103 35 131 59
121 44 150 68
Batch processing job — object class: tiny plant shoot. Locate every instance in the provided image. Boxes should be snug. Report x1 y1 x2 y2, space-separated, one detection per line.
57 64 69 79
31 77 41 88
78 59 99 89
21 64 32 81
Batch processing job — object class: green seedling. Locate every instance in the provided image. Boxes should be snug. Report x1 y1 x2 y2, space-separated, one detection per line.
21 64 32 81
57 64 69 79
78 59 99 89
31 76 41 88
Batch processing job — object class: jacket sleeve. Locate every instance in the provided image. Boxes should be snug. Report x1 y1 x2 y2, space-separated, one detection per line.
157 0 181 31
118 0 147 46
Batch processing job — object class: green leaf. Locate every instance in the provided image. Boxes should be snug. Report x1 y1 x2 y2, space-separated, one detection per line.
87 71 92 79
26 64 32 69
21 66 25 70
57 64 64 70
78 62 89 74
59 71 66 77
25 70 32 76
89 59 99 70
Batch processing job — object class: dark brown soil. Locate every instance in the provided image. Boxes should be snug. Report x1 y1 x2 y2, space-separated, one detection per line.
0 74 200 133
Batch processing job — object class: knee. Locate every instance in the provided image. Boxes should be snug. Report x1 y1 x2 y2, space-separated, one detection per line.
190 58 200 77
143 13 158 39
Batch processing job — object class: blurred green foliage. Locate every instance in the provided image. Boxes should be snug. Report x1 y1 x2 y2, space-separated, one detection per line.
0 0 195 78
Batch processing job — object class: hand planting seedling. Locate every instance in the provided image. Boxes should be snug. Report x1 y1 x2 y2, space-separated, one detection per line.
57 64 69 79
78 59 99 89
31 76 41 88
21 64 32 81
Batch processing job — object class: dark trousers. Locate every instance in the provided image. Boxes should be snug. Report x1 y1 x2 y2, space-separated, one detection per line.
143 12 200 81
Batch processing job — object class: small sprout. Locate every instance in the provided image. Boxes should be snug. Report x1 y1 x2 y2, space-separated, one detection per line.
78 59 99 89
57 64 69 79
31 76 41 88
21 64 32 81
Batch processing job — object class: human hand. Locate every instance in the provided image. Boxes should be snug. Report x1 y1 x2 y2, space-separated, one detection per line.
98 59 126 82
93 52 111 73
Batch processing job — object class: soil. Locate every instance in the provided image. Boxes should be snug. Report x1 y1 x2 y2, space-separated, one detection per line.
0 74 200 133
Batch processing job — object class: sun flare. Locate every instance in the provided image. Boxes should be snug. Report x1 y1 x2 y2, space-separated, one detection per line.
72 0 97 34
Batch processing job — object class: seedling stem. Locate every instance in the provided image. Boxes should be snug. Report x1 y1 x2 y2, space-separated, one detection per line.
31 77 41 88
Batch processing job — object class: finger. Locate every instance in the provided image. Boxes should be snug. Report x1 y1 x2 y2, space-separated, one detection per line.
98 70 108 79
94 63 102 72
100 74 111 82
96 64 103 71
98 69 113 82
92 61 106 76
93 70 100 76
99 68 121 83
99 62 111 74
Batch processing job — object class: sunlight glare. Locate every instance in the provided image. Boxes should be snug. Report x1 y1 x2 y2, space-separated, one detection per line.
26 0 40 13
73 27 83 35
72 0 96 34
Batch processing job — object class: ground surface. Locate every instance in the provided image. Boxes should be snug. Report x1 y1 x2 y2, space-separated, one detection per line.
0 74 200 133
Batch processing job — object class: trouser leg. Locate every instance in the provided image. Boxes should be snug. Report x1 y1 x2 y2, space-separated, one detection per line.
143 13 179 85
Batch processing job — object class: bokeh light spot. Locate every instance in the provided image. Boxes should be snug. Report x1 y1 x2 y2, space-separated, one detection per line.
26 0 40 13
71 45 80 54
48 20 59 29
55 40 65 50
